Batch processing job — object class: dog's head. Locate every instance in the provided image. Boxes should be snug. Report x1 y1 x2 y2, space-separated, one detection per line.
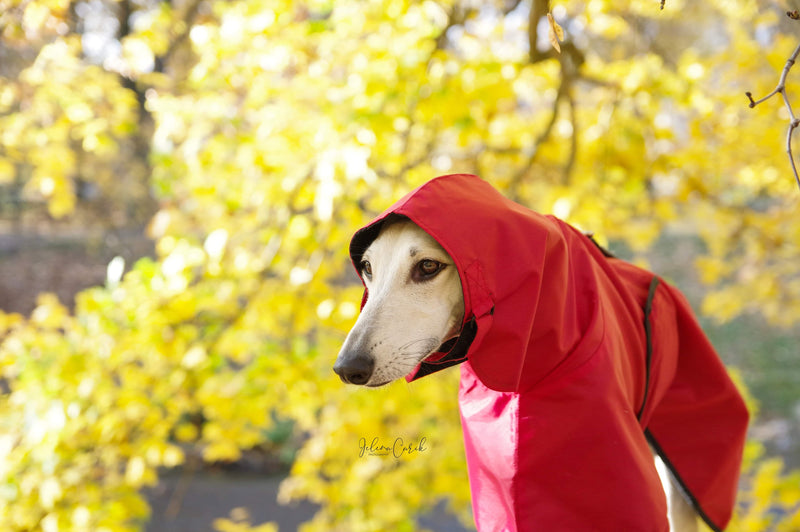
333 219 464 386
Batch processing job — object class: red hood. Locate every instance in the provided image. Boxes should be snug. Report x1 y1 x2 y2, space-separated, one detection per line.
349 174 748 531
350 173 610 392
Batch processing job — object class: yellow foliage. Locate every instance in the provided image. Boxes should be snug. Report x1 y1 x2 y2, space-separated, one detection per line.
0 0 799 531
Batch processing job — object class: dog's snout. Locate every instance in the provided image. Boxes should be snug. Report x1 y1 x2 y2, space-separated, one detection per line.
333 354 375 385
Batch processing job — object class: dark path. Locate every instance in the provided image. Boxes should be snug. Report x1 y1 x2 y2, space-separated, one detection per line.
145 472 472 532
145 473 315 532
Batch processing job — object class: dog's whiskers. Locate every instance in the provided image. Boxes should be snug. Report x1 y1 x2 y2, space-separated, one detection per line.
370 349 433 384
398 337 439 352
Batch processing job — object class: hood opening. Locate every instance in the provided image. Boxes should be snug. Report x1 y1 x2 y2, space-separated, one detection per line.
349 210 476 382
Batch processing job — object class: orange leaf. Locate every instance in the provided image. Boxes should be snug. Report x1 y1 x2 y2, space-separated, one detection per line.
547 13 563 54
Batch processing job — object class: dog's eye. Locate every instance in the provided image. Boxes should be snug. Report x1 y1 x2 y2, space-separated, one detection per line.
414 259 444 281
419 260 440 275
360 260 372 279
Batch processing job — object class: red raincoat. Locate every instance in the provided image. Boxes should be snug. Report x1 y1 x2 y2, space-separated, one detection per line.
348 174 748 531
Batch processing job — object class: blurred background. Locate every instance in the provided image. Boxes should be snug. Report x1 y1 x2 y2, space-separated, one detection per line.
1 0 799 530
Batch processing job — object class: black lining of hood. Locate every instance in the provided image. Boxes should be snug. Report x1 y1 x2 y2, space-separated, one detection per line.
349 213 409 266
437 336 459 353
411 317 478 380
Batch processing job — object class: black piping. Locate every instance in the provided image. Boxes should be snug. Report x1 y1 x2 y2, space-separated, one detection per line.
636 276 660 421
639 277 721 531
585 233 616 258
645 429 722 532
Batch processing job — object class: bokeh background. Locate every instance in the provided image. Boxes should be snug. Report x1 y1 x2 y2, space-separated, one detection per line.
1 0 799 530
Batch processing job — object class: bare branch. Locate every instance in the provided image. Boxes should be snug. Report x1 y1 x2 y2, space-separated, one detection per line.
157 0 204 71
563 91 577 185
433 4 474 52
528 0 550 63
507 78 568 199
787 118 800 190
745 42 800 108
746 40 800 190
502 0 525 16
510 4 587 198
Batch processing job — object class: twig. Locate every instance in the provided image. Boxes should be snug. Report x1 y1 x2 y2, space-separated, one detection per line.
788 117 800 189
746 42 800 109
502 0 525 16
746 40 800 191
433 5 474 52
507 78 568 199
528 0 550 63
563 91 577 184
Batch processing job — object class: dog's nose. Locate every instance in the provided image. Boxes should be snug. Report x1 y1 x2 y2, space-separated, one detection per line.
333 354 374 385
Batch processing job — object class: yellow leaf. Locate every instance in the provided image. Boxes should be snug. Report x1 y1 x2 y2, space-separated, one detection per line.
548 13 563 54
0 158 15 184
125 456 146 486
203 440 242 462
30 293 69 329
39 477 62 510
174 422 199 442
182 345 208 369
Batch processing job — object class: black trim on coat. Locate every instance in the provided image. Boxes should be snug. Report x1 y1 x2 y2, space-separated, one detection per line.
637 276 660 421
645 429 722 532
585 233 616 258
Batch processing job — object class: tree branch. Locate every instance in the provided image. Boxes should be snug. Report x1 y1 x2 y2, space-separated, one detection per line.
563 90 577 184
507 77 568 199
433 4 474 52
502 0 525 16
510 2 587 199
528 0 551 63
155 0 203 71
787 116 800 189
746 39 800 190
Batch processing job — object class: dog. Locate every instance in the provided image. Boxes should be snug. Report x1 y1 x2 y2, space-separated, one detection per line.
334 218 698 531
332 174 747 531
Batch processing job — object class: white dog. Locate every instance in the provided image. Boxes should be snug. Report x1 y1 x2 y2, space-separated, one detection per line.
334 218 698 531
